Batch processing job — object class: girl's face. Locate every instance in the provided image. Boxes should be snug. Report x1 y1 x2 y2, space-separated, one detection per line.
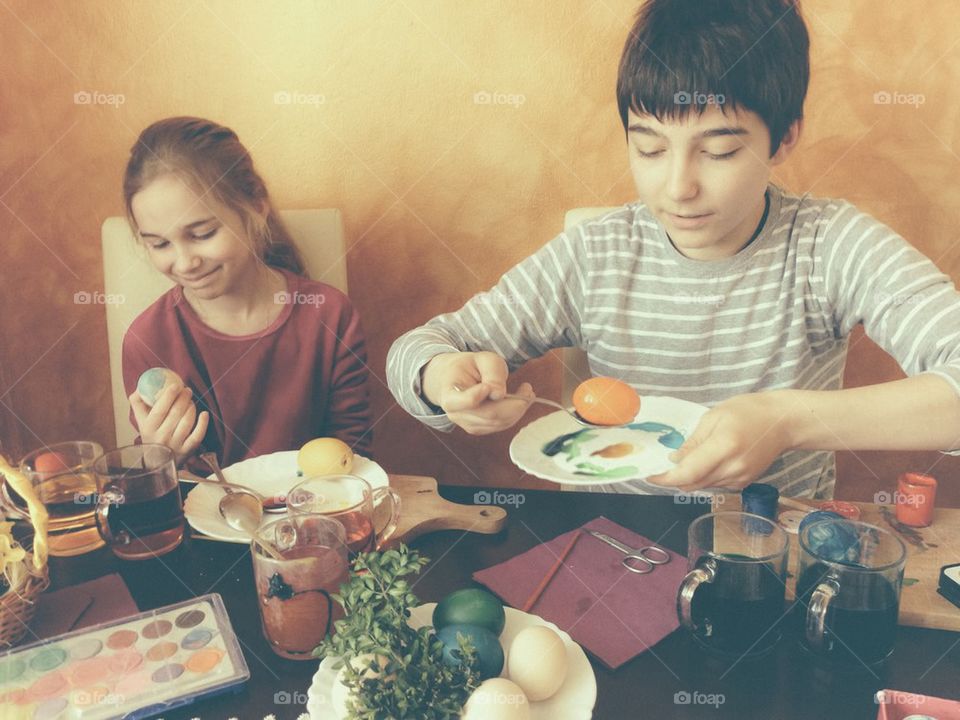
131 173 262 300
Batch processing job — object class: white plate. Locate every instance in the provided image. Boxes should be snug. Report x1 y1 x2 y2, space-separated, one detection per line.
307 603 596 719
182 450 389 542
510 395 709 487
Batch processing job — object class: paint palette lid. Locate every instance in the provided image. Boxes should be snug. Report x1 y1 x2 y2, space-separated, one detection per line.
0 593 249 719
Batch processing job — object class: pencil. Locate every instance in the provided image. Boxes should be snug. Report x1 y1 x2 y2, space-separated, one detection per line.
522 530 581 613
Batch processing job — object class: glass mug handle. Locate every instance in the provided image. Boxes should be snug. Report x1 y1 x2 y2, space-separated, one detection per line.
805 576 840 651
371 487 402 550
676 557 717 632
95 487 128 547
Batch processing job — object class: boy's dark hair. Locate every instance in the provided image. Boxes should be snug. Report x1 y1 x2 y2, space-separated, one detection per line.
617 0 809 155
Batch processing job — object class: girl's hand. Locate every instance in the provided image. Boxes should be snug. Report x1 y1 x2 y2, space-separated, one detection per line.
129 384 210 464
422 351 535 434
646 392 795 491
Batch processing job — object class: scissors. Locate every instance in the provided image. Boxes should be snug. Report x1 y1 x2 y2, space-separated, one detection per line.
586 530 671 574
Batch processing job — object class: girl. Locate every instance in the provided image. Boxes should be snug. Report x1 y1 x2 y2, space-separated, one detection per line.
121 117 372 467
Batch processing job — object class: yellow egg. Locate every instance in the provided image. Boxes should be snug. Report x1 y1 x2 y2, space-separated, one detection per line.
298 437 354 476
506 626 567 701
462 678 530 720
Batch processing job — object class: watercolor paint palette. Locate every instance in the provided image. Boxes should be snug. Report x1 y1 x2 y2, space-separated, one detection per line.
0 593 249 719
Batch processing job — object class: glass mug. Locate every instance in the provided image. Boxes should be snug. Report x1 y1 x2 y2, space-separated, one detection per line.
16 441 105 556
677 511 789 657
796 518 905 668
252 513 350 660
93 444 185 560
285 474 401 556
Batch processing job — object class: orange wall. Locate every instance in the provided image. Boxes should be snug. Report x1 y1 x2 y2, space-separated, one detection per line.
2 1 959 502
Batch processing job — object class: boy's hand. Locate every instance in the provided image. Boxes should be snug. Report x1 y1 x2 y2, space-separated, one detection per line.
129 384 209 465
646 392 793 491
421 351 536 434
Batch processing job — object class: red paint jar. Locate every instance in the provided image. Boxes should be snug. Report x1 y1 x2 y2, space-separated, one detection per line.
896 472 937 527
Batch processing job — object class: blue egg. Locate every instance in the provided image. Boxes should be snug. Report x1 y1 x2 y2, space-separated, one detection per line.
436 623 503 680
137 367 183 406
801 511 861 564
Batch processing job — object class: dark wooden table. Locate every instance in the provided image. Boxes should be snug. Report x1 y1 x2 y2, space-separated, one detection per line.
49 486 960 720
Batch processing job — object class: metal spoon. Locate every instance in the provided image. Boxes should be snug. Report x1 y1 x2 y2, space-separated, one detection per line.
200 453 284 559
451 386 629 428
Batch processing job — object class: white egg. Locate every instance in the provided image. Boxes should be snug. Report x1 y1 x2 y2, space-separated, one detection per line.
330 653 389 719
462 678 530 720
506 626 567 701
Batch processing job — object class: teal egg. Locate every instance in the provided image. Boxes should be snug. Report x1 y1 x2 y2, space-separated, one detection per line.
436 623 504 680
137 367 183 406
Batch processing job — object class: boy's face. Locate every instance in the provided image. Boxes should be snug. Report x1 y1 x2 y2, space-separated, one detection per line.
627 105 798 260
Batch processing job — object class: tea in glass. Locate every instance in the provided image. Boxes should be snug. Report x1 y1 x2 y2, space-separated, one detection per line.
93 444 184 559
17 441 105 556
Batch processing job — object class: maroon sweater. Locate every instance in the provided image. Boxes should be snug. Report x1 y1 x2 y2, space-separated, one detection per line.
122 270 372 466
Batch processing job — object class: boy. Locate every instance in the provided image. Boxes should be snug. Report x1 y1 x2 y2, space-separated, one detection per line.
386 0 960 498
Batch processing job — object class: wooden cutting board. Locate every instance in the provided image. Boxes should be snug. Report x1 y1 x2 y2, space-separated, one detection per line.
713 496 960 632
384 475 507 547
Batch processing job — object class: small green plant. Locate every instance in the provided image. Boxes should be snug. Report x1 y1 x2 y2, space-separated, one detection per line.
316 546 480 719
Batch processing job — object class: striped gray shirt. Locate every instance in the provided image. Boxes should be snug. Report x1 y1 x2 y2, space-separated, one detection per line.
386 184 960 498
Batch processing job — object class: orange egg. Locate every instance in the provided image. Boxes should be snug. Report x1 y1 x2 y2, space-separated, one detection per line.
572 377 641 425
34 451 70 474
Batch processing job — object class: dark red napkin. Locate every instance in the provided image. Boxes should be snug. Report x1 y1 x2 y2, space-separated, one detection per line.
473 516 687 669
31 573 138 640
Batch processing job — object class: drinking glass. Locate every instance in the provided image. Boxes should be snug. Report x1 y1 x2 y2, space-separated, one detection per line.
796 518 905 668
17 440 105 556
677 511 789 657
285 475 400 556
252 513 350 659
93 444 185 559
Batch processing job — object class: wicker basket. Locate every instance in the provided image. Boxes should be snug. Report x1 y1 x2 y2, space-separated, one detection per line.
0 454 50 648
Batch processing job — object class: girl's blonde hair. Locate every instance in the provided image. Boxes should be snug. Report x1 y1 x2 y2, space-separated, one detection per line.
123 117 305 275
